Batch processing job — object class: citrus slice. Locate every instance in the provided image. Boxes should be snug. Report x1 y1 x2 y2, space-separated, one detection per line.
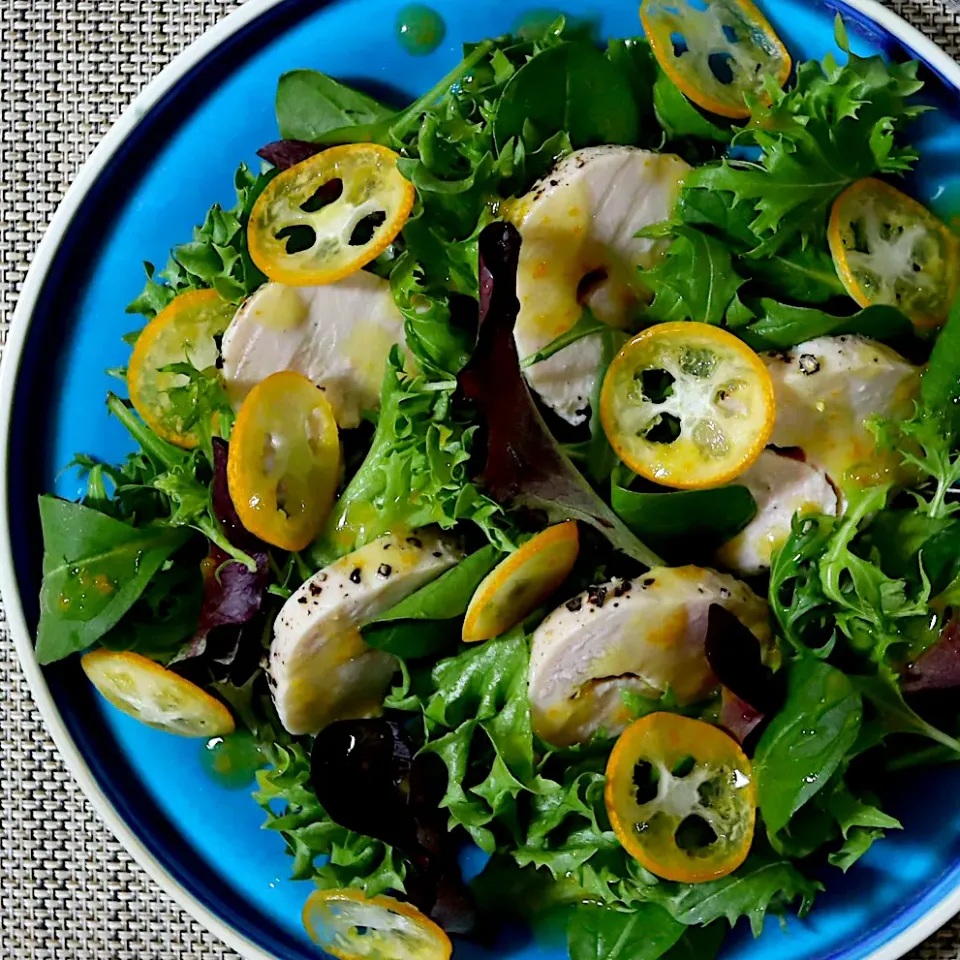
462 522 579 643
829 178 960 330
248 144 415 286
126 288 236 448
640 0 791 119
81 649 235 737
605 712 756 883
600 322 774 490
303 889 452 960
227 370 341 551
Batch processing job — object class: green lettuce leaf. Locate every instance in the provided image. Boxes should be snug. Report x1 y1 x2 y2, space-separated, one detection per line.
309 348 513 565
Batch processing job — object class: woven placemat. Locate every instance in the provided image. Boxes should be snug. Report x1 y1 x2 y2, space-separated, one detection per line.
0 1 958 958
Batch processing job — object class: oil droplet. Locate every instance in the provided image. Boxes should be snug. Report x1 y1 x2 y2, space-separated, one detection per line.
396 4 445 56
514 8 565 40
200 731 267 790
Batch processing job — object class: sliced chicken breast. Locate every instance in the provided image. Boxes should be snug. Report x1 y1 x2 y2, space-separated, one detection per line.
528 566 770 747
221 273 407 428
717 449 839 576
269 530 462 735
510 146 691 424
763 335 920 489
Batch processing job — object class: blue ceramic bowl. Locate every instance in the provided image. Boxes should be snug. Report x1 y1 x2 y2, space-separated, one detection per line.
3 2 960 958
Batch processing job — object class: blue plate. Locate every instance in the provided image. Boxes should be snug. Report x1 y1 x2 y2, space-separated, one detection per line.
3 1 960 958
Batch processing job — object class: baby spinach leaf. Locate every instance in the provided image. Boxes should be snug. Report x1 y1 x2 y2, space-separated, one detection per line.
737 301 912 352
568 903 685 960
921 291 960 441
362 546 502 658
606 37 657 131
652 71 732 144
36 496 191 664
495 42 640 152
611 478 756 557
99 560 204 663
754 659 862 835
276 69 394 142
641 225 745 327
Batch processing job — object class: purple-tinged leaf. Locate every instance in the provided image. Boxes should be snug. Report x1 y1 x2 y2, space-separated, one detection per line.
460 223 660 568
257 140 325 170
706 604 782 715
721 687 765 745
178 439 270 662
903 619 960 692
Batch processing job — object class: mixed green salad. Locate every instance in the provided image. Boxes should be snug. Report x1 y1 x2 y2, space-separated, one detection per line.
36 1 960 958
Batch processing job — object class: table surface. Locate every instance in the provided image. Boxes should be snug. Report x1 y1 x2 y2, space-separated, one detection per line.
1 1 959 958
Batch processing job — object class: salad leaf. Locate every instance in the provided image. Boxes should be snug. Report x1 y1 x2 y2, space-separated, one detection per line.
494 41 641 152
737 301 912 352
99 560 204 663
127 164 270 315
521 308 607 369
255 742 408 893
276 70 393 142
462 222 661 568
685 19 925 255
647 854 820 935
36 496 191 664
310 348 512 565
921 291 960 441
661 924 727 960
611 475 756 558
652 71 732 145
106 394 257 571
640 225 745 327
753 659 863 835
256 139 324 170
362 546 502 658
568 903 686 960
903 620 960 692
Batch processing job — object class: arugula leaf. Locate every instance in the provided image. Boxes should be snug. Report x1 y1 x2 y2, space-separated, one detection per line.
740 242 846 304
361 546 502 658
521 308 607 369
640 225 745 327
568 904 685 960
611 474 756 558
647 854 820 935
494 42 641 152
36 496 191 664
753 659 863 835
738 301 912 352
852 670 960 757
276 70 393 141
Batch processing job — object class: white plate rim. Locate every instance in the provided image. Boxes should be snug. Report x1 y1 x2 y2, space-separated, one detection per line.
0 2 958 959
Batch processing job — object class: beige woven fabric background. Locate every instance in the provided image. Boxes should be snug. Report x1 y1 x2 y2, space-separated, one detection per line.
0 1 958 958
